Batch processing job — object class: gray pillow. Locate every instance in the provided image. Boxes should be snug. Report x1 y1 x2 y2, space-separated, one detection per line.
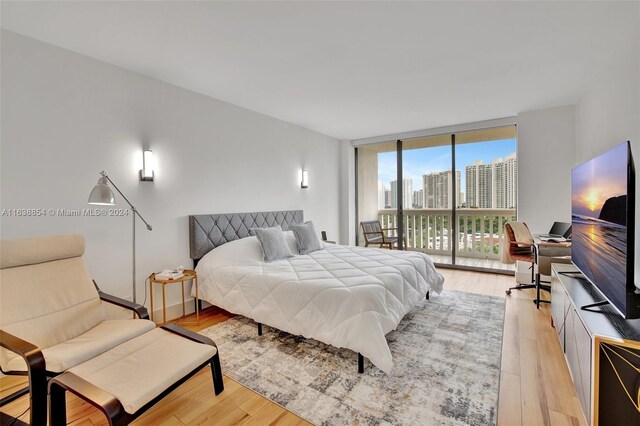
291 221 324 255
251 226 292 262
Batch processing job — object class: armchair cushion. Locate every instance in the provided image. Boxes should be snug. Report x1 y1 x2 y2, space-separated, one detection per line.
4 319 155 373
1 235 109 369
0 234 85 269
0 256 105 350
67 327 216 414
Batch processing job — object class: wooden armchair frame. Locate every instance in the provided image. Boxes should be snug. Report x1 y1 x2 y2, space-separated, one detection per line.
360 220 400 250
0 286 149 426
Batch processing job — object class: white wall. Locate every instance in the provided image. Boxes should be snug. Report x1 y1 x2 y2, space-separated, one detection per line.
575 23 640 163
0 31 342 311
516 105 576 234
338 141 356 245
575 22 640 285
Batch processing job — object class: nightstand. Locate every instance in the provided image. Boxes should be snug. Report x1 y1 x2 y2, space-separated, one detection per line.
148 269 199 325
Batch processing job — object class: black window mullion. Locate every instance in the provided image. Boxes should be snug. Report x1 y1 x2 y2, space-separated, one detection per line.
451 134 457 265
396 139 403 250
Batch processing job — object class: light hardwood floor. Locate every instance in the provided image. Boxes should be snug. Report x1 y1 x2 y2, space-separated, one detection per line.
0 269 586 425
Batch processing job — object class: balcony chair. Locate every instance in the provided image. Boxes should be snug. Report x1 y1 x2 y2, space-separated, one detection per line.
0 234 156 426
360 220 402 250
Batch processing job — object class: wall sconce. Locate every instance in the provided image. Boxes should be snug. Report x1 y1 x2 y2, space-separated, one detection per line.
301 169 309 188
140 150 154 182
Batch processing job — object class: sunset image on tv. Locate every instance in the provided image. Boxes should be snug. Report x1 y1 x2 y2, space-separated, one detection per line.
572 142 629 314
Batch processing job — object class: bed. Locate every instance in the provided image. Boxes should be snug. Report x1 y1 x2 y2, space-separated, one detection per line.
189 210 444 373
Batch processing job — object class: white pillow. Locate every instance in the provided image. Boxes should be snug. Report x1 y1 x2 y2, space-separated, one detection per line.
283 231 300 254
250 226 292 262
290 221 324 255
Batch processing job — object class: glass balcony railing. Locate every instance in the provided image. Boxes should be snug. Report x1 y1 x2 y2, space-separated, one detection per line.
378 208 517 261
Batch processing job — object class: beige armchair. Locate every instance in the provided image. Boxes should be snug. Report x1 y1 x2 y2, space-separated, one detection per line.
0 234 155 426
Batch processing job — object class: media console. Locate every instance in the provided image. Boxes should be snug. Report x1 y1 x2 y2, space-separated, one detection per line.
551 263 640 425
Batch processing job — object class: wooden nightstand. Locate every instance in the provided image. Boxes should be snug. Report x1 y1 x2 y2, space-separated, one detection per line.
148 269 199 325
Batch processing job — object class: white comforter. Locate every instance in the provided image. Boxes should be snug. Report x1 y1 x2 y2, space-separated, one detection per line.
194 235 444 373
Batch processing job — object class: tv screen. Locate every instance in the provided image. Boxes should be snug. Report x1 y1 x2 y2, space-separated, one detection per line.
571 141 637 318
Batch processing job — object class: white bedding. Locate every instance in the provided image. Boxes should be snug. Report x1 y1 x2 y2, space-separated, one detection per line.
194 235 444 373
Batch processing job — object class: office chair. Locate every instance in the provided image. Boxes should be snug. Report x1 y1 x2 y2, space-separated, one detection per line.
504 222 546 296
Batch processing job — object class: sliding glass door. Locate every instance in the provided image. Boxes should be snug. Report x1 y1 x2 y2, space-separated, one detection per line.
356 141 398 247
454 127 517 270
400 134 453 265
356 125 517 272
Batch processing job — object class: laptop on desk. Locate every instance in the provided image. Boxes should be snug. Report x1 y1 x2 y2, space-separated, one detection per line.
538 221 571 239
538 236 568 243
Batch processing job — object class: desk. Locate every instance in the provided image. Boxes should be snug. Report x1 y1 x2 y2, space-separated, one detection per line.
149 269 199 325
534 237 572 257
532 238 572 308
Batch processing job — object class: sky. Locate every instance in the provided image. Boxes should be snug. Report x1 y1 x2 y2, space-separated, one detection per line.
572 142 628 218
378 138 517 192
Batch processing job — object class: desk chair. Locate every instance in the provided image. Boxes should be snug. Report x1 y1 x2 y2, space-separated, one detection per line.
504 222 540 295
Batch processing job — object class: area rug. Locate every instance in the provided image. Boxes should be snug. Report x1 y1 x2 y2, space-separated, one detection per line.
200 291 505 425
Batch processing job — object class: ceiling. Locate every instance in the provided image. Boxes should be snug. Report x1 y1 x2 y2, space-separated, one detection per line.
2 1 638 140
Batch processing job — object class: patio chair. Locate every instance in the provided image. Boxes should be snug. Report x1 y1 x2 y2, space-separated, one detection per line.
361 220 401 249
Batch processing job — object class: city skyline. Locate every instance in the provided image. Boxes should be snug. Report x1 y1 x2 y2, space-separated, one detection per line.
378 138 517 191
378 138 517 209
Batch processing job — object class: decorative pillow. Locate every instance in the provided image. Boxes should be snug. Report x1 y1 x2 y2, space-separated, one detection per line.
291 221 324 255
283 230 300 255
250 226 292 262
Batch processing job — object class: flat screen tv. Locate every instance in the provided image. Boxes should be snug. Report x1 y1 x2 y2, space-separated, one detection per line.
571 141 638 319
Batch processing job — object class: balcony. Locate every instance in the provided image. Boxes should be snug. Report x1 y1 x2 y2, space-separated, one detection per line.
376 208 517 271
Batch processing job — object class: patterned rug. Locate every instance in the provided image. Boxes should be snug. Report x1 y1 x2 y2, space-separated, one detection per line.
200 291 505 425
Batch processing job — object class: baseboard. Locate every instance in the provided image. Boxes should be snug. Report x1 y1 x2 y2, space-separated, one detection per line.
102 293 200 323
150 298 197 323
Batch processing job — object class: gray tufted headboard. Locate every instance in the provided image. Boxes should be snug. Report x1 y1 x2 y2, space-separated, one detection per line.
189 210 303 262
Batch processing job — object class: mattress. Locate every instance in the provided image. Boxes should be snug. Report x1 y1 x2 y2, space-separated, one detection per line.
194 234 444 373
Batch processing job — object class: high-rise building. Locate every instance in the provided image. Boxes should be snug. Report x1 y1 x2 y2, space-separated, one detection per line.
494 153 517 208
466 160 492 208
466 162 478 207
378 180 386 210
422 171 461 209
465 153 517 208
403 179 413 209
412 190 424 209
384 189 392 208
390 180 397 208
389 179 413 208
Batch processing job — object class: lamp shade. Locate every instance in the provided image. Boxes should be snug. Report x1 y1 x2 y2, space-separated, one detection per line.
88 176 115 205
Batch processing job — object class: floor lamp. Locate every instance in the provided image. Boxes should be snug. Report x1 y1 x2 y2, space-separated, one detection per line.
88 171 152 303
